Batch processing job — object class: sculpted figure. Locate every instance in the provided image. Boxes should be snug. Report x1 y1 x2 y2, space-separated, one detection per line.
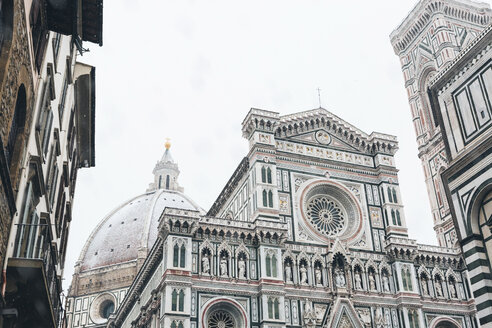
335 267 346 288
354 271 363 290
420 277 428 295
300 264 308 284
315 267 322 285
220 257 228 277
238 258 246 279
369 272 376 291
435 281 443 297
449 282 457 298
202 256 210 274
382 273 390 292
285 262 292 282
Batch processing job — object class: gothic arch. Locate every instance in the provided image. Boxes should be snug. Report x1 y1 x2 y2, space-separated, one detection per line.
466 179 492 236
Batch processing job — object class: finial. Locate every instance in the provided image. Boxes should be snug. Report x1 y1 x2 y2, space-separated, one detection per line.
165 138 171 150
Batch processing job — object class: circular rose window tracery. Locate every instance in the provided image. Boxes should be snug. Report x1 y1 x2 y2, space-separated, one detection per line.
306 195 346 236
208 310 236 328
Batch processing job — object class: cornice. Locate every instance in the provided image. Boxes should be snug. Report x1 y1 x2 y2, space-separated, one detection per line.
390 0 492 54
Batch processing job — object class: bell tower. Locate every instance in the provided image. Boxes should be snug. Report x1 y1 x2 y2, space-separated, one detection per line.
390 0 492 246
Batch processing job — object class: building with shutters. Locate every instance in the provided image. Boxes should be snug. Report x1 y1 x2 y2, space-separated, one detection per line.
0 0 102 326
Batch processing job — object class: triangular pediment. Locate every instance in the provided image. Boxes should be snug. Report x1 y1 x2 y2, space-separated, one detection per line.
286 129 359 152
275 108 398 156
327 298 364 328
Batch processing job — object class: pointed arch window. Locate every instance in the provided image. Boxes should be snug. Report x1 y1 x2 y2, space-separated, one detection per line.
178 289 185 311
267 167 272 184
391 209 396 225
267 297 273 319
178 322 184 328
273 298 280 319
171 289 178 311
271 254 277 278
166 175 170 189
262 190 268 207
392 188 398 203
409 310 420 328
268 190 273 208
171 322 177 328
158 175 162 189
261 166 266 183
180 244 186 268
396 210 401 226
173 244 179 267
266 254 271 277
406 269 413 290
268 297 280 319
402 268 408 291
387 188 393 203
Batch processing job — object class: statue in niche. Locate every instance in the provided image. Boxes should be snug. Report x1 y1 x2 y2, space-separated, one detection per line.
374 308 386 328
369 272 377 291
238 257 246 279
420 276 428 295
449 281 457 298
335 267 346 288
220 257 228 277
202 256 210 274
382 272 390 292
285 262 292 282
300 264 308 284
435 280 443 297
354 271 363 290
315 267 322 285
357 308 372 327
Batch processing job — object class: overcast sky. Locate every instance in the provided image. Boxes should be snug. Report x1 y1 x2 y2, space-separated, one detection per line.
62 0 491 291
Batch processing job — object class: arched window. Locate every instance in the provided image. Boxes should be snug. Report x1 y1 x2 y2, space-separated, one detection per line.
267 297 273 319
266 254 271 277
271 254 277 278
381 187 385 203
406 268 413 291
171 322 177 328
178 289 185 311
396 210 401 226
261 166 266 183
267 167 272 184
387 188 393 203
268 190 273 208
180 244 186 268
171 289 178 311
392 188 398 203
273 298 280 319
178 322 184 328
158 175 162 189
402 268 408 291
409 310 420 328
262 190 268 207
166 175 170 189
173 244 179 267
391 209 396 225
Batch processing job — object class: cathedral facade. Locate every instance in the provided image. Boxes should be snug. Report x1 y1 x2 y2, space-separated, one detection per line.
68 108 478 328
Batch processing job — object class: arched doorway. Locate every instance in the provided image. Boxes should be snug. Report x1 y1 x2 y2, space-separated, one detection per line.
431 316 462 328
201 298 247 328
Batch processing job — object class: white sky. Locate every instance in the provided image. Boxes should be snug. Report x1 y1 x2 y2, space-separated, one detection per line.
62 0 491 291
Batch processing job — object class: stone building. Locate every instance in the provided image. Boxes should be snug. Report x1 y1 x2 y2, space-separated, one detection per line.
390 0 492 248
69 108 478 328
427 23 492 327
0 0 102 326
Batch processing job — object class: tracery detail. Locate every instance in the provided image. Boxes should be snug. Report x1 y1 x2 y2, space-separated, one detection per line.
306 195 346 237
208 310 236 328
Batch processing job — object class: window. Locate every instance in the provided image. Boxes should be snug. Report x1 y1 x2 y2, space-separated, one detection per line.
267 297 280 319
265 252 277 278
173 244 179 267
267 167 272 184
30 0 48 71
262 190 268 207
387 188 393 203
166 175 170 189
391 209 396 225
180 244 186 268
396 210 401 226
37 78 54 156
402 267 412 291
158 175 162 188
408 310 420 328
261 166 266 183
392 188 398 203
268 190 273 208
171 289 185 312
52 33 61 63
58 74 69 120
266 254 271 277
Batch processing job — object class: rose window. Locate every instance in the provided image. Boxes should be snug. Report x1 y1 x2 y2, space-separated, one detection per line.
208 310 236 328
305 195 347 237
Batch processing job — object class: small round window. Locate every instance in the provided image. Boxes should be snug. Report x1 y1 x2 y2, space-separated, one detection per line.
101 300 115 319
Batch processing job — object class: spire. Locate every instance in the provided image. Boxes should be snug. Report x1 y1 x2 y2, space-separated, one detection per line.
147 140 183 192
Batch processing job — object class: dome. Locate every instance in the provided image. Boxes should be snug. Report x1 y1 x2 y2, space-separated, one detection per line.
78 189 204 272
